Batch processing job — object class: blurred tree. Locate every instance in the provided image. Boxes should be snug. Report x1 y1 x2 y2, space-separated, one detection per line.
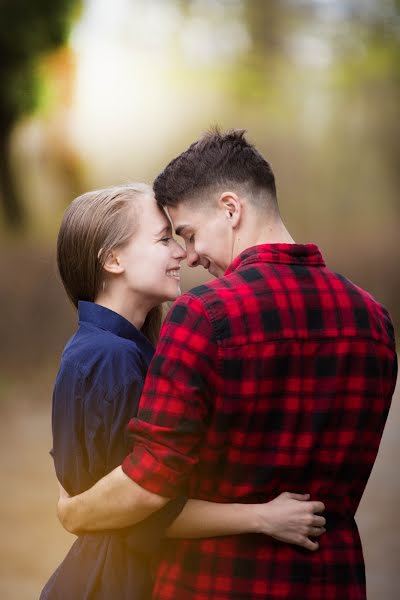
242 0 285 56
0 0 81 229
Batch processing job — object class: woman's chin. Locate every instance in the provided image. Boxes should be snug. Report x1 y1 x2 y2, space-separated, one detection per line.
168 285 182 299
160 284 181 302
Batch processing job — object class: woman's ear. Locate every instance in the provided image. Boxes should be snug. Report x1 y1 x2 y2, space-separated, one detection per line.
218 192 241 228
102 251 124 275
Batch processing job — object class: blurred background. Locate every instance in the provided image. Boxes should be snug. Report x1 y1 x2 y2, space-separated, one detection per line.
0 0 399 598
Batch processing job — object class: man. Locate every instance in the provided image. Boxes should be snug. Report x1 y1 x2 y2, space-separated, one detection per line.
59 129 397 599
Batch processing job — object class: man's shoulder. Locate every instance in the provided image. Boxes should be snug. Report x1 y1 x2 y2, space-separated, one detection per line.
331 269 389 315
162 280 232 338
172 276 243 340
326 269 396 348
186 272 243 301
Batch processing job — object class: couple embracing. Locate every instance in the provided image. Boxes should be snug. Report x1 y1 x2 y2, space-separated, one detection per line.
40 129 397 600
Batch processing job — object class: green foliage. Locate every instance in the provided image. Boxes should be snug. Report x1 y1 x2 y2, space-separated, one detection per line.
0 0 81 124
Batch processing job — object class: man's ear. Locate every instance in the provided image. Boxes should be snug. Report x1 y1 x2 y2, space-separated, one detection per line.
102 250 124 275
218 192 241 228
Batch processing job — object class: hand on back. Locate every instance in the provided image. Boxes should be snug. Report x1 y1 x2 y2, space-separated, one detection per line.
253 492 326 551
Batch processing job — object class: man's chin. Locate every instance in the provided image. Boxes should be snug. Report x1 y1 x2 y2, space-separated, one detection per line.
207 266 219 278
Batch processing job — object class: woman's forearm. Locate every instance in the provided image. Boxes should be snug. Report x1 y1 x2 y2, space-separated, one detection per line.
165 493 326 552
165 499 259 538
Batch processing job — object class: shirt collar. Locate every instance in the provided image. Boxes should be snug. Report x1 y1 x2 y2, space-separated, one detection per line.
78 301 155 357
225 243 325 276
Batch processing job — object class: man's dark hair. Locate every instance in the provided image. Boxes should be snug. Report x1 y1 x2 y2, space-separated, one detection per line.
153 128 277 210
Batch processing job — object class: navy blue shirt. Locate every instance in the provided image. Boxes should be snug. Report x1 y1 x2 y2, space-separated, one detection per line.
41 302 186 600
52 300 155 495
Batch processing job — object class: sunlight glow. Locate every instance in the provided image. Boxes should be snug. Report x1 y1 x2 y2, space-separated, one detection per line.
68 0 249 183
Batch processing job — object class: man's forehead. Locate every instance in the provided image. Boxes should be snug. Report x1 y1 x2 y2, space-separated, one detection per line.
166 205 195 235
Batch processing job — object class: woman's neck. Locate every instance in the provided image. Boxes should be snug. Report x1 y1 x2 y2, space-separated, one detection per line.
94 289 150 331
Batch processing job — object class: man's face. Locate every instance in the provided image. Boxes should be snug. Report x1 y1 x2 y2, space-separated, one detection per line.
167 201 234 278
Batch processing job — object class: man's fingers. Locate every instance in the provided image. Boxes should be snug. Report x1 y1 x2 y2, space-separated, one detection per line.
309 526 326 537
313 515 326 527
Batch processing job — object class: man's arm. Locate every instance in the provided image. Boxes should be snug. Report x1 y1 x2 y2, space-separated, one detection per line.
58 466 169 534
59 295 216 534
121 295 217 497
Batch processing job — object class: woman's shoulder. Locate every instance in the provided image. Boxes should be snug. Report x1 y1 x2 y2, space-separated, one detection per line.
59 326 146 387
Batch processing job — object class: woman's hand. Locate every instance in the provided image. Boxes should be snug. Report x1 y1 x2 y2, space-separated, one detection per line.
251 492 326 551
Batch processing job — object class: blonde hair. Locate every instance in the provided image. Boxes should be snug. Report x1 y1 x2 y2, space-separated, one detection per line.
57 183 162 345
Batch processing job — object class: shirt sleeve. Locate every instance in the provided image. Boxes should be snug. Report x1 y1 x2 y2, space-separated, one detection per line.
90 351 188 553
122 294 217 498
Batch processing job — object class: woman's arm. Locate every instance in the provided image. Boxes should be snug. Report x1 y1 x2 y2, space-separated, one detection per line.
57 478 325 551
166 492 326 551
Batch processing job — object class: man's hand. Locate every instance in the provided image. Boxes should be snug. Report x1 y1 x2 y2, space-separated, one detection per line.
251 492 326 551
56 466 169 534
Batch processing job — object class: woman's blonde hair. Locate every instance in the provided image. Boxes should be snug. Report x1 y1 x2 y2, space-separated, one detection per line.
57 183 162 345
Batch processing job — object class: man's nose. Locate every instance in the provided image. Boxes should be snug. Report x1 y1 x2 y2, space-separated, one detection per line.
187 249 200 268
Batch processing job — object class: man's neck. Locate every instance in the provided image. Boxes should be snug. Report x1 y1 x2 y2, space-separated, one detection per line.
233 220 295 259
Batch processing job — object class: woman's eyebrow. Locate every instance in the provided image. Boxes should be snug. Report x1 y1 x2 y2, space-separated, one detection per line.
155 225 171 236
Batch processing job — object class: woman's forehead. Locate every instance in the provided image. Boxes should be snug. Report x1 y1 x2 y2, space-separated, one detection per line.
138 192 170 230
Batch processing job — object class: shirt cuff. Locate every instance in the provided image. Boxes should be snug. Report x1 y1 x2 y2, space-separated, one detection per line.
121 443 191 498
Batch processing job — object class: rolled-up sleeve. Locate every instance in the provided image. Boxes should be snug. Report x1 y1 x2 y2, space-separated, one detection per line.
122 294 217 498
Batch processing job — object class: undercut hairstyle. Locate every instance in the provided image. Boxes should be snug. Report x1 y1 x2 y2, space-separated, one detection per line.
153 128 278 212
57 183 162 345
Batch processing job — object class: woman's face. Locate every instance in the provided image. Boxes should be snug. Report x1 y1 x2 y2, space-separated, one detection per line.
113 193 186 306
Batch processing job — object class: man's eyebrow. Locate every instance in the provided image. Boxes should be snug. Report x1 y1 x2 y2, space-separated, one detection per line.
175 225 189 237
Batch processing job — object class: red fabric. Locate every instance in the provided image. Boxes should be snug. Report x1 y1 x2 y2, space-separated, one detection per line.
122 243 397 600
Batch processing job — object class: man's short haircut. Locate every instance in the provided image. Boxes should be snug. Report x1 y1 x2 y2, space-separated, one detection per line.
153 128 278 211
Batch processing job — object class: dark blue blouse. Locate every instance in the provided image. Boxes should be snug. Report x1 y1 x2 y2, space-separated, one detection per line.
40 301 186 600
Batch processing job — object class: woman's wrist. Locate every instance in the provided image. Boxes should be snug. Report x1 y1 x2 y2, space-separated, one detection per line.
242 502 271 535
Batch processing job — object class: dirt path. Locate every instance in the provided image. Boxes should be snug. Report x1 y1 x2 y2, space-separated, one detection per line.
1 382 399 599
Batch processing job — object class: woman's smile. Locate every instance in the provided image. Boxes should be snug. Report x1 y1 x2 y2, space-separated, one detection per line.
166 267 181 280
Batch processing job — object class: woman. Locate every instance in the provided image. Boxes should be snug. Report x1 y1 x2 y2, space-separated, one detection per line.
40 183 325 600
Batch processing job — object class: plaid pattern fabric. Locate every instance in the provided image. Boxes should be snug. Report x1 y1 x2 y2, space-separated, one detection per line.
122 243 397 600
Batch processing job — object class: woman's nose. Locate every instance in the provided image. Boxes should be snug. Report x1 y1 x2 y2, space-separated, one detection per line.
173 239 187 260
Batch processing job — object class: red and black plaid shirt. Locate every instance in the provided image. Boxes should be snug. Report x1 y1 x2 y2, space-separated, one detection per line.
122 243 397 600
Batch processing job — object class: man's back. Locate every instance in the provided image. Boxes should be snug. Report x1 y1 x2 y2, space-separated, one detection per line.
124 243 397 600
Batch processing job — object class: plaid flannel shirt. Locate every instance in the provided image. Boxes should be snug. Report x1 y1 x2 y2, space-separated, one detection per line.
122 243 397 600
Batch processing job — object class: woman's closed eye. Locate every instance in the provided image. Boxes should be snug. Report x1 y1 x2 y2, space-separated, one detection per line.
160 236 172 244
